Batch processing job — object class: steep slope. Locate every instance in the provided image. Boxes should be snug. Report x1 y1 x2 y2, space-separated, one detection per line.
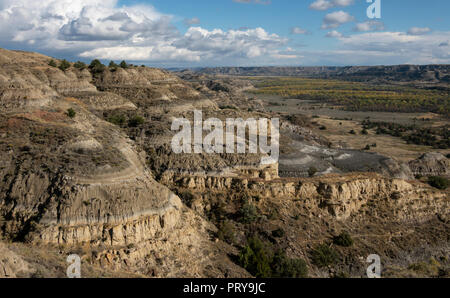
0 48 246 277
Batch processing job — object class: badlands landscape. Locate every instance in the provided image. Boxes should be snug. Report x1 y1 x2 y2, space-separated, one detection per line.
0 48 449 278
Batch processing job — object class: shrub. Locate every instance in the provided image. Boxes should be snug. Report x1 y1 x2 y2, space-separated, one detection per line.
128 115 145 127
107 114 127 126
349 129 356 135
319 126 327 130
48 59 57 67
333 231 354 247
238 237 272 278
66 108 76 118
311 243 338 267
58 59 71 71
363 144 371 151
361 129 368 135
308 166 318 177
240 201 258 223
428 176 449 190
239 239 308 278
73 61 87 70
271 250 308 278
89 59 105 74
446 154 450 159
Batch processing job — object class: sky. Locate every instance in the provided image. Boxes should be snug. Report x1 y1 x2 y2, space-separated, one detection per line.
0 0 448 67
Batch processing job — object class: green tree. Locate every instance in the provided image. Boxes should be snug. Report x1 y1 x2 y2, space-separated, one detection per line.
48 59 57 67
89 59 105 74
73 61 87 70
119 60 128 68
58 59 71 71
311 243 338 267
238 237 272 278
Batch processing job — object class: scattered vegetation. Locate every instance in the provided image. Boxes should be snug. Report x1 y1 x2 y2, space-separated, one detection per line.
48 59 57 67
428 176 449 190
107 114 127 127
73 61 87 70
250 77 450 116
58 59 71 71
107 114 145 128
128 115 145 127
362 120 450 149
239 201 259 224
333 231 354 247
109 61 119 70
311 243 339 267
238 237 308 278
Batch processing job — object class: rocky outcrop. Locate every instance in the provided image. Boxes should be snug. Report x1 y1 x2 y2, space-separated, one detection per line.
409 152 450 177
173 173 448 222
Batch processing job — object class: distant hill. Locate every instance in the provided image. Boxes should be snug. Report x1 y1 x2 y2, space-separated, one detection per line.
194 65 450 87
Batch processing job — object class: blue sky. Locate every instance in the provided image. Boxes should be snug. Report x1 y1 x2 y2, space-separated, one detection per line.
0 0 448 66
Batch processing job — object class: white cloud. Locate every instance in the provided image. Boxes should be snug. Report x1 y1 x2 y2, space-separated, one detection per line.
353 21 385 32
0 0 290 66
309 0 354 11
328 31 450 64
407 27 431 35
326 30 343 38
291 27 308 35
321 11 354 29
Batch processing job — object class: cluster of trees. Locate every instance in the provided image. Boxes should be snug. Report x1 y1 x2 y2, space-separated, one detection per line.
250 77 450 116
48 58 143 75
362 120 449 149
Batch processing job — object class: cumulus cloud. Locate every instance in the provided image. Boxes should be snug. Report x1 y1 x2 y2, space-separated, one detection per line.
172 27 287 59
309 0 354 11
321 11 354 29
329 31 450 64
353 21 385 32
407 27 431 35
0 0 290 66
